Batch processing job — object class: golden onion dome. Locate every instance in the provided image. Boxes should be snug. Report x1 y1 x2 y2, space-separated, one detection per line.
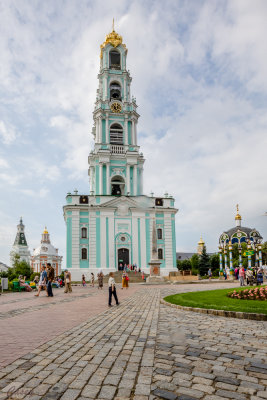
43 226 48 234
100 20 126 58
198 236 205 245
235 204 242 220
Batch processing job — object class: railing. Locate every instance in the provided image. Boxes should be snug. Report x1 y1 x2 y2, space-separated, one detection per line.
111 145 125 154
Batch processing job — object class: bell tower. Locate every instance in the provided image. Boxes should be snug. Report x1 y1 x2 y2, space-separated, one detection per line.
88 25 145 197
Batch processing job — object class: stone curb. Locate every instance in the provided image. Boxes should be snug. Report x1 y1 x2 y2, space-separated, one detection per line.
160 299 267 321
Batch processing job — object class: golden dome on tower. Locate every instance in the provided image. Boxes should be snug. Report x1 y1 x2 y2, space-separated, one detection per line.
198 236 205 245
43 226 48 234
100 19 126 58
235 204 242 220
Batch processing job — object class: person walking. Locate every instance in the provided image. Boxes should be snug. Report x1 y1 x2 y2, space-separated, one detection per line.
64 270 72 293
239 266 245 286
82 274 86 286
47 263 54 297
108 272 119 307
121 270 127 289
208 268 212 281
97 270 103 290
35 266 48 297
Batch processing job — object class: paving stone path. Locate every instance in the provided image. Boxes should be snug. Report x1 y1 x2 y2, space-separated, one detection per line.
0 285 266 399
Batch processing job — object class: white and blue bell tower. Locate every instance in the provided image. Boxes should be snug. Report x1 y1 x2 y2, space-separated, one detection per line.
88 27 144 197
63 27 178 279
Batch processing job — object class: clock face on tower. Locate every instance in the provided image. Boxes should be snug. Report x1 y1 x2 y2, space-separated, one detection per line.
110 102 122 113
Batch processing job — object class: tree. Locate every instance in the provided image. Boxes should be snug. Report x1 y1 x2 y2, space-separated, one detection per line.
190 254 199 275
210 254 219 274
198 246 210 276
262 241 267 264
179 259 192 271
13 260 32 279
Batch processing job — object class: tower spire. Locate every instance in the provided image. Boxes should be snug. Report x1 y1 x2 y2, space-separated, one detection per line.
112 17 115 32
235 204 242 227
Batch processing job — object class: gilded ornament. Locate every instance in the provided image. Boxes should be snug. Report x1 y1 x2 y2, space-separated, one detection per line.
100 25 127 58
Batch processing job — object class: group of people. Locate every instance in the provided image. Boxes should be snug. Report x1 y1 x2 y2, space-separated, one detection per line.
81 270 129 290
223 266 264 286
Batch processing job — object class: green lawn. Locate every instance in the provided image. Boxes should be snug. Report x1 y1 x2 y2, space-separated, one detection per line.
164 286 267 315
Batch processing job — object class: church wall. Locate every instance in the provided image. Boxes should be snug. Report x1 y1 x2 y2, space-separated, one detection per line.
96 212 101 268
72 210 80 269
164 213 173 269
66 212 72 268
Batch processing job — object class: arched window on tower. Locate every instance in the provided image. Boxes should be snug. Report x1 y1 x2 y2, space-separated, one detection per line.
158 248 163 260
81 227 87 239
110 82 121 101
109 50 121 69
110 123 123 145
81 248 87 260
157 228 163 240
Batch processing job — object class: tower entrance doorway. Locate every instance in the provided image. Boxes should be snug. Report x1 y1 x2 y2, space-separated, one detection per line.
118 248 129 270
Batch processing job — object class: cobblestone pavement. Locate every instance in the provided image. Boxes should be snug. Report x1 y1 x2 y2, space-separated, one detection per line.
0 283 267 399
0 285 140 367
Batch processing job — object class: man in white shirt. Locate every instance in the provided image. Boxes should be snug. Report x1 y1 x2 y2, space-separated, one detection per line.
108 272 119 307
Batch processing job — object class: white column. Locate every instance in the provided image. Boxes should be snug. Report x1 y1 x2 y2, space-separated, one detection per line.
100 216 106 269
109 215 115 270
126 164 130 194
164 213 173 271
104 76 108 100
132 215 139 266
140 216 146 269
134 120 137 145
124 79 126 101
89 212 96 269
125 116 128 145
133 164 137 196
72 210 80 269
99 163 103 195
140 167 143 195
106 163 110 195
106 115 109 144
131 119 135 145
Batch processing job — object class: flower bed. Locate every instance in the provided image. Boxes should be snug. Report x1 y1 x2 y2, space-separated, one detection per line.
227 286 267 300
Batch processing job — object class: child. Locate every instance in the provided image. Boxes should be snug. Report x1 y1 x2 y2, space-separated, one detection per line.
82 274 86 286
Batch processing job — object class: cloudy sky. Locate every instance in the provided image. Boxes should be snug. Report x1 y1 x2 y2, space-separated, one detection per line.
1 0 267 266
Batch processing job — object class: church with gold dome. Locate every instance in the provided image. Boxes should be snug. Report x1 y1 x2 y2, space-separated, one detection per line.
63 25 178 279
218 205 263 273
31 227 62 276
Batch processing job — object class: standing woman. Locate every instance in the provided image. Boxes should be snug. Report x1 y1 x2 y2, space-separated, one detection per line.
64 270 72 293
82 274 86 286
97 270 104 290
121 270 126 289
91 272 95 287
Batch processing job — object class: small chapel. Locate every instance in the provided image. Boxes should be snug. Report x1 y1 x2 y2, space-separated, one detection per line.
63 26 178 279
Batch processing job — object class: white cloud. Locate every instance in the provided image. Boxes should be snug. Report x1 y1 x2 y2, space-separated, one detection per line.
0 120 16 144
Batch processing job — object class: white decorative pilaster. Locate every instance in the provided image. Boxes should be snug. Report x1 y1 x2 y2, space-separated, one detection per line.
140 167 143 195
131 119 135 145
99 163 103 195
126 164 130 194
125 115 128 145
106 115 109 143
133 164 137 196
106 163 110 195
72 210 80 269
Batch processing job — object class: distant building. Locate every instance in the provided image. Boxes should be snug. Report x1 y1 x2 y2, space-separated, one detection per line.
31 228 62 276
176 252 195 261
10 218 31 266
0 262 9 272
